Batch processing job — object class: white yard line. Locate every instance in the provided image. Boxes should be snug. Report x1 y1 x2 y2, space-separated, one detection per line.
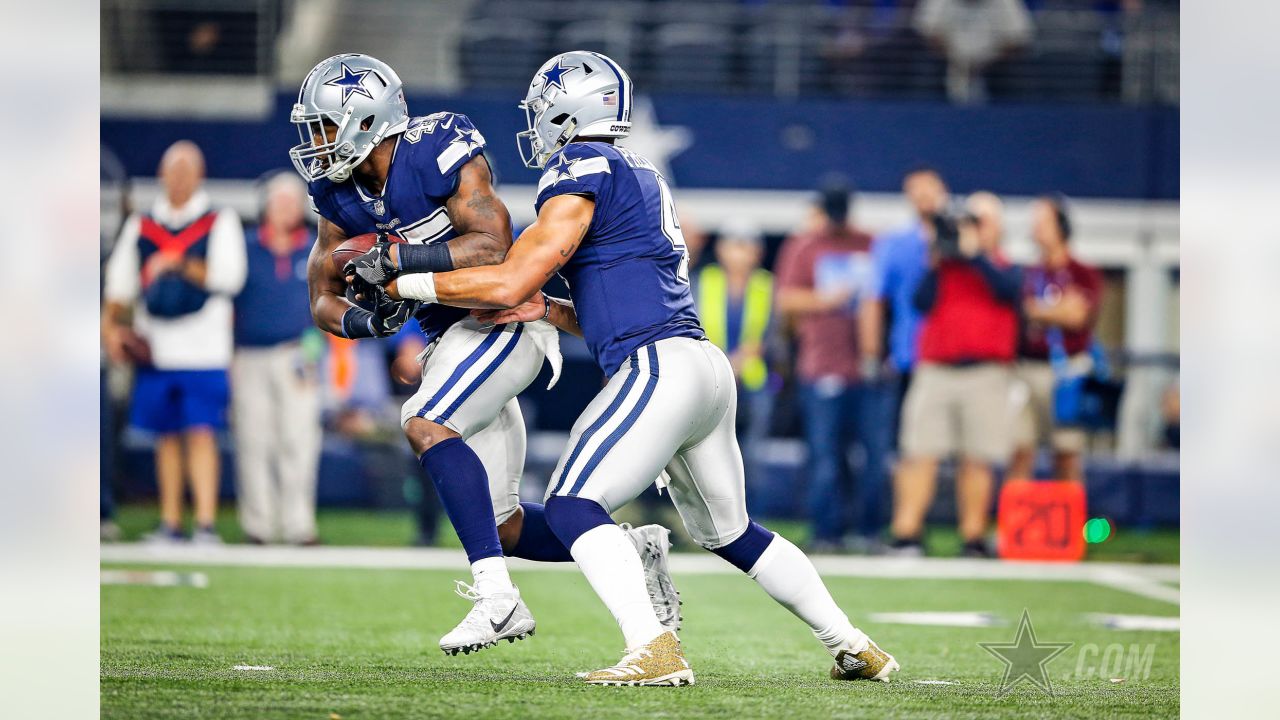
1086 613 1181 632
100 569 208 588
868 611 1004 628
101 544 1179 606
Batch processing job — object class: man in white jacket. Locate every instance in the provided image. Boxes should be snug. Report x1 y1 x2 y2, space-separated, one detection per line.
103 140 247 544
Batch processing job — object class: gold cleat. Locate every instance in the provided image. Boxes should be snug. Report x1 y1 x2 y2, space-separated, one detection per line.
830 640 900 682
580 631 695 686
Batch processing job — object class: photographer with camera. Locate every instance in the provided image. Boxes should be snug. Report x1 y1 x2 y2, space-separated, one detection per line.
888 192 1021 557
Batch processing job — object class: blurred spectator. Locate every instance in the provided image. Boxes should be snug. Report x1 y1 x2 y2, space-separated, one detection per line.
1009 195 1103 482
231 173 324 545
102 140 247 544
890 192 1021 557
680 212 710 270
324 334 396 435
150 7 268 75
1161 378 1179 450
387 324 445 546
696 219 776 496
100 362 121 543
776 181 883 551
862 167 949 452
1096 0 1145 99
914 0 1033 103
100 183 129 544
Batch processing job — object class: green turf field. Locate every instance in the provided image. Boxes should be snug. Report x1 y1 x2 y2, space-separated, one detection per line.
102 562 1179 719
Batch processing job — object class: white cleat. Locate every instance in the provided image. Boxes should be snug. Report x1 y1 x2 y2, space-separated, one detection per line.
621 523 682 632
439 581 536 656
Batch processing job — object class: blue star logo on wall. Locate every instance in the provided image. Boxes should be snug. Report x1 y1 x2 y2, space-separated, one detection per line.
324 62 374 105
540 59 577 92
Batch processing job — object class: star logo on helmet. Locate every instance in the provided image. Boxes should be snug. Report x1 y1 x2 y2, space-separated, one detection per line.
540 59 577 92
324 62 375 105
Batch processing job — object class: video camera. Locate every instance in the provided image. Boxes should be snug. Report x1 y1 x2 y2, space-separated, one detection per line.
927 208 978 261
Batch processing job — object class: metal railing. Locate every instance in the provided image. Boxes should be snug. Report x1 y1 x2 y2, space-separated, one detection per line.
102 0 283 76
101 0 1178 105
455 0 1178 104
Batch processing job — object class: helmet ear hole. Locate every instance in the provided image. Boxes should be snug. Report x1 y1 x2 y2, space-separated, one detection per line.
550 113 570 126
360 115 375 131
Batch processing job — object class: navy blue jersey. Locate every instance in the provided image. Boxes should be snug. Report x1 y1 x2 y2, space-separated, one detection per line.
535 142 703 374
308 112 488 343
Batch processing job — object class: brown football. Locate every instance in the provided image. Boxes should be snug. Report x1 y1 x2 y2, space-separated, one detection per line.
331 232 406 276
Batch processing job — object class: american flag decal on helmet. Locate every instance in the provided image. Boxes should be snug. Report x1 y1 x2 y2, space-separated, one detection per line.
603 94 618 107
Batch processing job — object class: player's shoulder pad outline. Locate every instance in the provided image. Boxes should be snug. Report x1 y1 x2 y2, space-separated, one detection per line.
407 112 486 176
402 111 457 144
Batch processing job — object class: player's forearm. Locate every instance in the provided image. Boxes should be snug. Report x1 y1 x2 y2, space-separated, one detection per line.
310 292 352 337
545 296 583 337
395 263 541 310
393 231 511 274
447 230 511 269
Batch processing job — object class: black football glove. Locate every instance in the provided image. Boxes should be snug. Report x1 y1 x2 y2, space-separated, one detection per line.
368 284 419 338
343 234 399 289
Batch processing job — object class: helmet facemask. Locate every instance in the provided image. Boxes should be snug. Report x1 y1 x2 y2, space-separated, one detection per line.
517 96 575 170
290 106 359 182
289 54 411 183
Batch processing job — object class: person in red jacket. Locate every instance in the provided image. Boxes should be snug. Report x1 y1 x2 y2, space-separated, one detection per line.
888 192 1021 557
1009 195 1103 482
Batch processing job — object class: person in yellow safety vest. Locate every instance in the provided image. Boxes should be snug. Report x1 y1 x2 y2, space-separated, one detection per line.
695 220 776 497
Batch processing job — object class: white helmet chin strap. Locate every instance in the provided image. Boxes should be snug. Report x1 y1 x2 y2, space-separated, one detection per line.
325 118 406 182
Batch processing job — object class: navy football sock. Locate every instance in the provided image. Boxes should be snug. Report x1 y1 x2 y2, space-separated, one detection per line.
712 520 776 573
418 438 503 564
544 495 614 549
509 502 574 562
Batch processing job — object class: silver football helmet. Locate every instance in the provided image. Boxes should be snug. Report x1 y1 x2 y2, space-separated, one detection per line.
290 53 410 183
517 51 633 169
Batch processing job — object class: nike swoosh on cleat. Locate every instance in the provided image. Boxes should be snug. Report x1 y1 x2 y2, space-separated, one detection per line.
490 605 518 633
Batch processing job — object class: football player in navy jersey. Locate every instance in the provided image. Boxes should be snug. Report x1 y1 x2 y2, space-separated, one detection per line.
380 51 900 686
291 54 681 656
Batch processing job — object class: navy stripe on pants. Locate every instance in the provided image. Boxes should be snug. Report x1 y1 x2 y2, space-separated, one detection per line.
568 344 660 496
549 351 640 496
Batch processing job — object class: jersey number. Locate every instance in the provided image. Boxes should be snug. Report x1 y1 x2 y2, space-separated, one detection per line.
655 175 690 284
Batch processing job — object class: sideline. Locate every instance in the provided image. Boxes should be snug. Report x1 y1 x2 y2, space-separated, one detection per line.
101 543 1179 605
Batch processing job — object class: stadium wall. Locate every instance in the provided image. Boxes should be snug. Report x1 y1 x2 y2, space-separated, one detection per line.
101 91 1179 199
